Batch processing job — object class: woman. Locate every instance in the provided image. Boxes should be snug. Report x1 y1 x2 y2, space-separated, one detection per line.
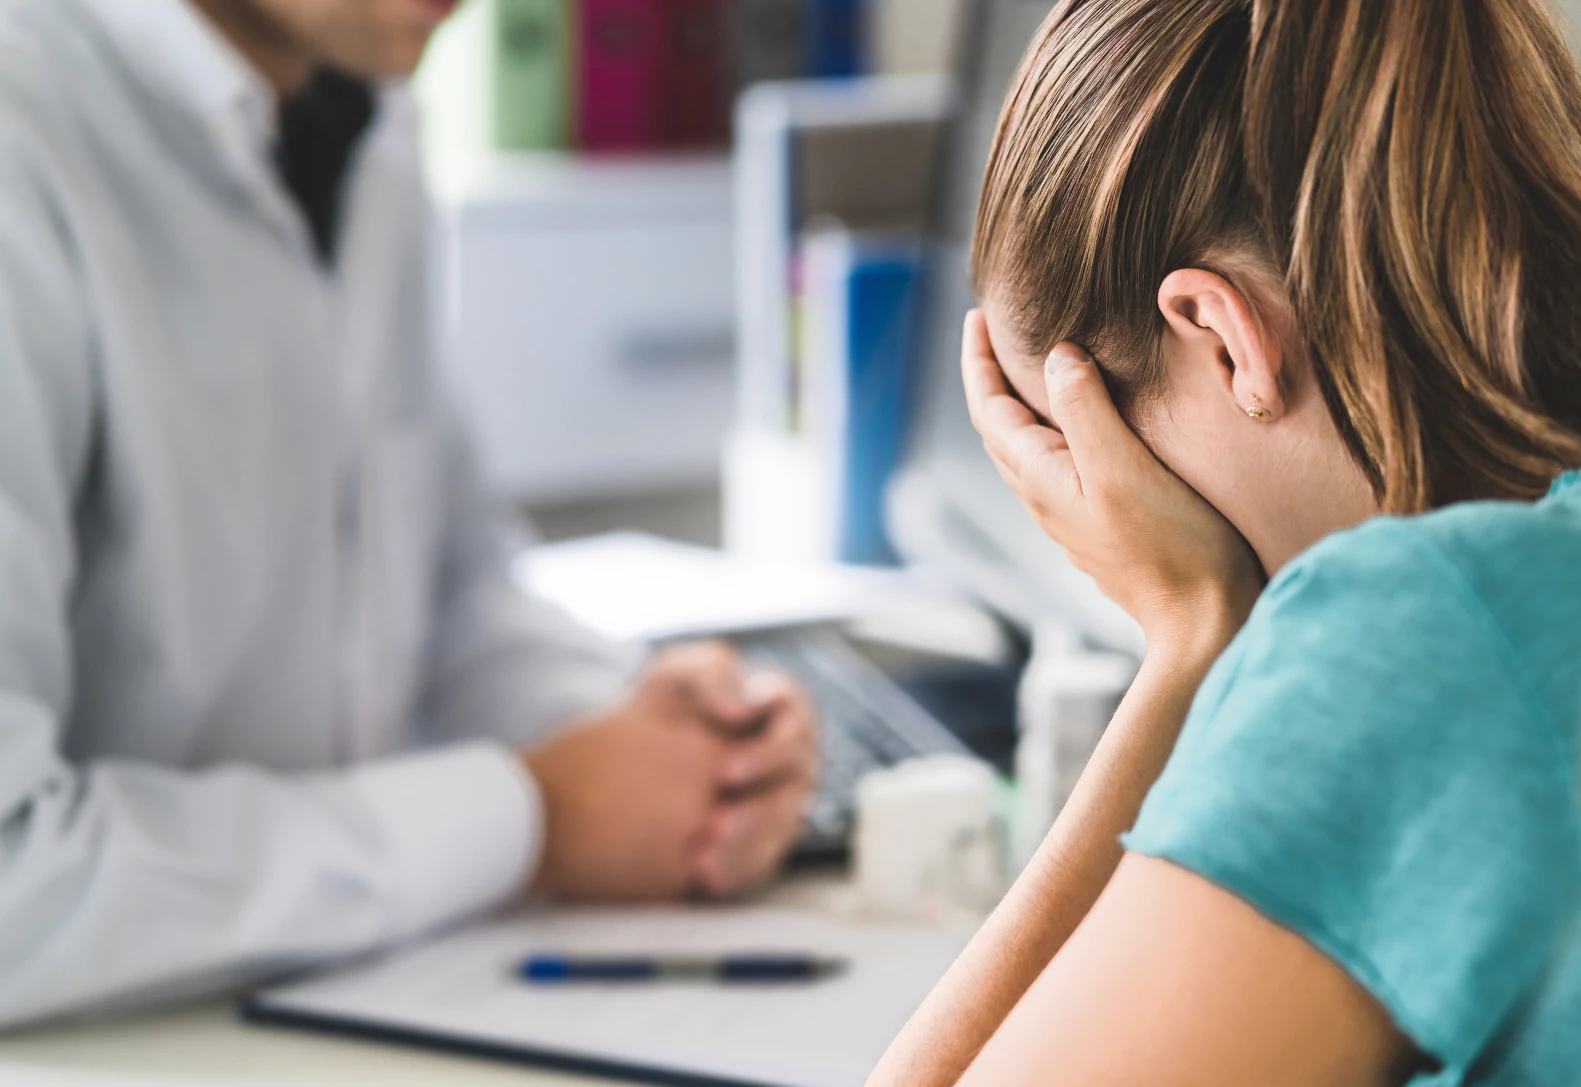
867 1 1581 1084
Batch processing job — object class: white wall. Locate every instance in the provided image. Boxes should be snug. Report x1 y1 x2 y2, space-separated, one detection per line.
1559 0 1581 41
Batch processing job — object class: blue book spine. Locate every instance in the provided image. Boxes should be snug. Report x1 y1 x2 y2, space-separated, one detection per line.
805 0 866 78
839 248 923 565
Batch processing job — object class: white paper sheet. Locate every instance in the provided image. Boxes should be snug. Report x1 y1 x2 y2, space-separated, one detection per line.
249 907 969 1087
515 533 924 644
0 1070 275 1087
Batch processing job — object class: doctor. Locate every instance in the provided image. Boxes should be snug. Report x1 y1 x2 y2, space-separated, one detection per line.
0 0 819 1027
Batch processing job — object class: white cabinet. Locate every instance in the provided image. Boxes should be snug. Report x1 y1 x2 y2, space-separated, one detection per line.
431 155 736 503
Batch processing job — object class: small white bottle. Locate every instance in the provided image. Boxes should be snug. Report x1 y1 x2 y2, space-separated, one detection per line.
854 755 1007 921
1013 625 1137 871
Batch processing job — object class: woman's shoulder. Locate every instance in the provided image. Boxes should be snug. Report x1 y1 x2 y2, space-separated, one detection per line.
1133 481 1581 1075
1260 479 1581 738
1281 480 1581 604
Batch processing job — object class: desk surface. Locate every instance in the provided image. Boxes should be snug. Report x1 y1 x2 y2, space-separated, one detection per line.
0 874 873 1086
0 1000 627 1085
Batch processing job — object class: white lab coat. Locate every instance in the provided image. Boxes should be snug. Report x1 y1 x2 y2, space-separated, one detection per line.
0 0 639 1026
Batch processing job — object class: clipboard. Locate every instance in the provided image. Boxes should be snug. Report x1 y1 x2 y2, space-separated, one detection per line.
242 906 969 1087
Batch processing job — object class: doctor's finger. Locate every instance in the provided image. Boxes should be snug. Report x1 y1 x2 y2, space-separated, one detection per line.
654 642 758 728
692 784 809 897
719 688 820 796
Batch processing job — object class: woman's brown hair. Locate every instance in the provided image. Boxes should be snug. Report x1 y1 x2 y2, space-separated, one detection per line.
974 0 1581 512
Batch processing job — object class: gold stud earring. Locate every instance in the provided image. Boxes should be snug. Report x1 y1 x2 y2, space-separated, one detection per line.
1244 394 1272 421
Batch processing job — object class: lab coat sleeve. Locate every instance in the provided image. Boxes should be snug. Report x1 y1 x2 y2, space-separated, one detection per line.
404 142 643 749
413 392 647 750
0 149 538 1029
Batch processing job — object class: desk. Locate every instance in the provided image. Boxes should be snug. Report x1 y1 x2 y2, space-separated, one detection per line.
0 874 872 1086
0 1000 625 1085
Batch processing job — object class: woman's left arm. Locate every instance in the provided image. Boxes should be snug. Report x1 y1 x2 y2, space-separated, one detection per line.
959 852 1417 1087
866 314 1266 1087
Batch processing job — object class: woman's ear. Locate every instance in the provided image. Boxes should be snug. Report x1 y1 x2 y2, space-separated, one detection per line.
1157 268 1285 421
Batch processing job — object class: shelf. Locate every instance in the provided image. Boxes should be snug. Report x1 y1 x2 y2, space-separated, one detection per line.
425 150 733 225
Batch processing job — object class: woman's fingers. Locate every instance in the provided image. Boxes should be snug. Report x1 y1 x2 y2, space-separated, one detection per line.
985 414 1078 497
963 310 1084 519
958 314 1265 647
962 312 1041 426
1041 344 1151 490
963 309 1055 468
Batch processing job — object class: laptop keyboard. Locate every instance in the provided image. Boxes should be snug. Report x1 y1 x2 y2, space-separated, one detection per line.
732 627 972 858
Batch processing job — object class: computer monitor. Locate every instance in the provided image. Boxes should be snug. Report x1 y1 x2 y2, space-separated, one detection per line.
887 0 1147 657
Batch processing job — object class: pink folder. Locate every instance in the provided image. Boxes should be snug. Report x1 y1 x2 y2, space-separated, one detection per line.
577 0 668 151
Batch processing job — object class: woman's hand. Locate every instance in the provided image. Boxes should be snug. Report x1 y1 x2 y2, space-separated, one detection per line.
962 310 1262 657
867 315 1268 1087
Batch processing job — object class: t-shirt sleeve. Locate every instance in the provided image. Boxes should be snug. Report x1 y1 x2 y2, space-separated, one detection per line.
1123 523 1581 1076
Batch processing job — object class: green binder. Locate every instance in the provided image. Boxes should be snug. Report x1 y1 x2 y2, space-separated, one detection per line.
491 0 570 150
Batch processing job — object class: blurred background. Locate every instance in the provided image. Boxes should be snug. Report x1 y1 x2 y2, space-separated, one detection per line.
414 0 963 550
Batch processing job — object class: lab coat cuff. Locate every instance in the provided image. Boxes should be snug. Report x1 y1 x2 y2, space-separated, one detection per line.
346 743 542 939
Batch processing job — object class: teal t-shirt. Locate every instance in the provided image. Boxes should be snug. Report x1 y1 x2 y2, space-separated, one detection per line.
1125 474 1581 1086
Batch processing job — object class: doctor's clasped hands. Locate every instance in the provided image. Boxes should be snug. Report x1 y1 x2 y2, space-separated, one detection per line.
526 643 820 903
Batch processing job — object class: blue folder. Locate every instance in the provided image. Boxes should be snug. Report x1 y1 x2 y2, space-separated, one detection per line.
805 0 866 78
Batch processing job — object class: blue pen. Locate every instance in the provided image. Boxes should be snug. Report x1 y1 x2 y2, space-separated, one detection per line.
519 954 849 984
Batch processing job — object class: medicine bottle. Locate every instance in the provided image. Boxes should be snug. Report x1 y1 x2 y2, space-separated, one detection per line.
1012 627 1137 871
